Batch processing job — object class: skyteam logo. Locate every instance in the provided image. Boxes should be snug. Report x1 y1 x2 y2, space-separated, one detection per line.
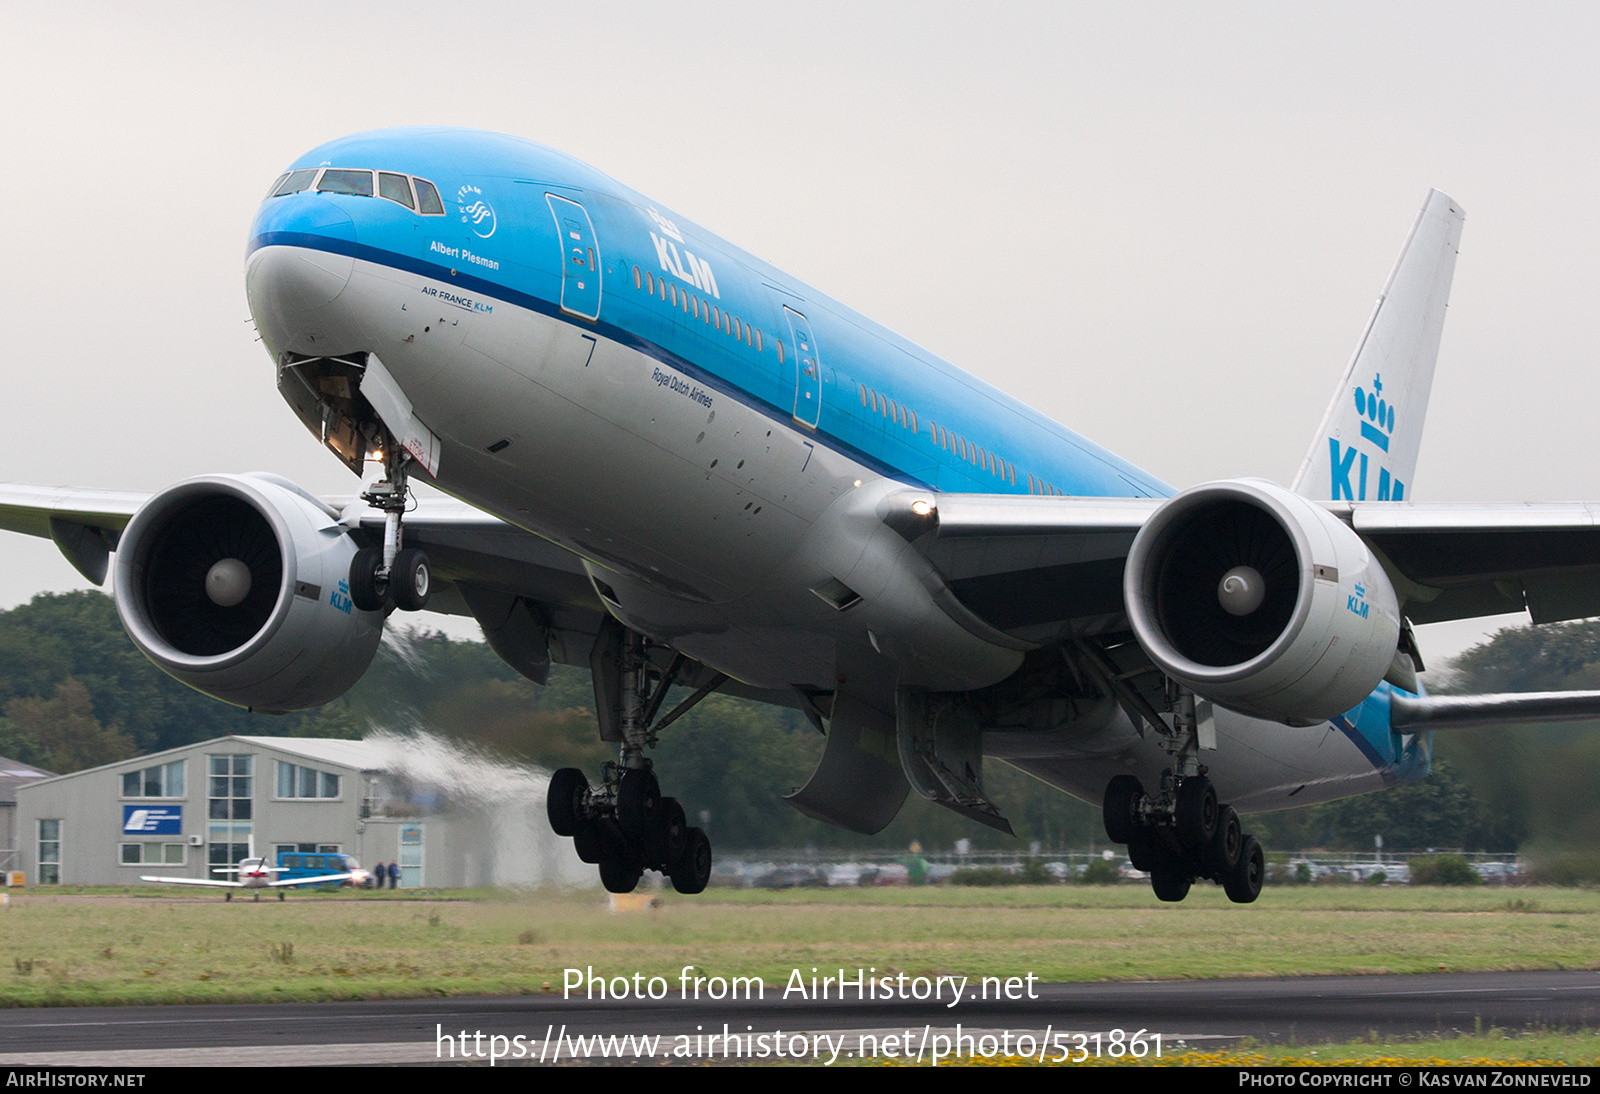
456 184 496 239
1329 371 1404 502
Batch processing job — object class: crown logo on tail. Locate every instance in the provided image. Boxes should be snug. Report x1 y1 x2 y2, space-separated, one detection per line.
1353 372 1394 452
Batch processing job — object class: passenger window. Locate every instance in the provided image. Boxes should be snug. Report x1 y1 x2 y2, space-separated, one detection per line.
776 339 784 364
317 169 374 197
670 283 678 307
272 168 318 197
414 178 445 215
908 409 917 433
379 172 415 209
646 272 655 295
860 384 869 407
633 266 642 289
755 329 762 352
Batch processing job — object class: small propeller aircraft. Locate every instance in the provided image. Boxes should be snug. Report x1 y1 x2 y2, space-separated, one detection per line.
140 838 367 901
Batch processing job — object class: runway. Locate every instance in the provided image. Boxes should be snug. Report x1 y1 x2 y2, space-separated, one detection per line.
4 970 1599 1065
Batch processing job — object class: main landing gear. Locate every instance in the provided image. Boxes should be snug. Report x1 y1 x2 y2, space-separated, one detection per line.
546 630 720 895
1103 771 1263 903
1101 691 1265 904
349 443 431 613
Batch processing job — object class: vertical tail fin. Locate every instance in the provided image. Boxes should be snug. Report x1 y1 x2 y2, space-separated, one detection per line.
1292 190 1464 502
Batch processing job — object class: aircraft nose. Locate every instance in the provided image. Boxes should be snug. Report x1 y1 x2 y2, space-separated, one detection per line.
245 197 357 351
246 240 354 316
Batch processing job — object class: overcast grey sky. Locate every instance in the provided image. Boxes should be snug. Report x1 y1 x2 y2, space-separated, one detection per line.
3 2 1597 665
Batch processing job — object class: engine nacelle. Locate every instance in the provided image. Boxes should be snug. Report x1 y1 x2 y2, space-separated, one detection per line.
113 473 383 713
1123 479 1400 725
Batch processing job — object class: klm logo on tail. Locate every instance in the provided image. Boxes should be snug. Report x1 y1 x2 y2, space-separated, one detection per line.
1329 372 1404 501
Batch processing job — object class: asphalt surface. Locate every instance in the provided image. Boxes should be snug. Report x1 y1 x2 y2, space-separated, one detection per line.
4 970 1599 1065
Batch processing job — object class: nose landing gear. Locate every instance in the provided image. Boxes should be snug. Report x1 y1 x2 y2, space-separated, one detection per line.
349 443 431 613
547 628 724 894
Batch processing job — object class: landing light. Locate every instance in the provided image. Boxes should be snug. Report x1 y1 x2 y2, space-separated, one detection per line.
911 499 934 517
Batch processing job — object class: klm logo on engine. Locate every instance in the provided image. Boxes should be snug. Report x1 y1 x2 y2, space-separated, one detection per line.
1347 582 1370 619
1329 372 1404 501
330 578 353 615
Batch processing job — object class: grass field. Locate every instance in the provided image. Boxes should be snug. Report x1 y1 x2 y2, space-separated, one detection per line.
4 883 1599 1010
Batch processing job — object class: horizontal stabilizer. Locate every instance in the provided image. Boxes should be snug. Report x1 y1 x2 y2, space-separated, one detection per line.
1391 691 1600 730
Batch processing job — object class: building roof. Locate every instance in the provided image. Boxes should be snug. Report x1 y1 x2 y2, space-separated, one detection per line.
0 755 55 805
17 737 396 790
233 737 393 772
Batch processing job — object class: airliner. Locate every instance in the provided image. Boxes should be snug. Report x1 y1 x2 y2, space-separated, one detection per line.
6 127 1599 902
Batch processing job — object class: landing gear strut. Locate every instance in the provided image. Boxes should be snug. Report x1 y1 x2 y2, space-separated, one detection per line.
350 442 430 613
1102 692 1265 904
547 630 722 894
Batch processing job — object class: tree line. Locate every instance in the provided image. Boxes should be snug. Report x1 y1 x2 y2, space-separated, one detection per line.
2 591 1597 858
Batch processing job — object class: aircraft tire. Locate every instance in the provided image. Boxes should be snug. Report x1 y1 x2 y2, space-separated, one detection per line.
1102 775 1144 844
348 548 389 612
651 797 688 868
546 768 587 837
1150 866 1191 902
669 827 712 895
573 821 607 865
616 768 661 843
1203 805 1243 878
1175 777 1219 849
391 549 431 612
1223 835 1265 904
598 856 643 894
1125 829 1159 872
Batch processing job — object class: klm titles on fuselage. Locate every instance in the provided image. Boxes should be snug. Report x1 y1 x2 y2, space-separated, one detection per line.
421 283 493 315
646 207 720 299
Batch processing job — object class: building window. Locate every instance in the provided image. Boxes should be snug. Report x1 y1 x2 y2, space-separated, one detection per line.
276 761 341 800
208 754 253 879
37 819 61 885
120 842 185 866
122 760 185 799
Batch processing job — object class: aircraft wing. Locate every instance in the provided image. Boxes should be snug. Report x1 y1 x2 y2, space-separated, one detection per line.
920 495 1600 640
0 482 608 676
268 872 353 887
139 875 245 888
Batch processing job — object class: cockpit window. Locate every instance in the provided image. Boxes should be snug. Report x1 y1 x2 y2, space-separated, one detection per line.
414 178 445 216
273 168 319 197
378 172 415 210
265 166 447 217
317 169 374 197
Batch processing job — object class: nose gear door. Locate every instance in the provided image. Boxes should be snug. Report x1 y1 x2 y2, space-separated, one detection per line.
546 194 602 321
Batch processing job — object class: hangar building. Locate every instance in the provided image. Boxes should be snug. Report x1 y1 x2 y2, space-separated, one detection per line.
13 735 576 889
